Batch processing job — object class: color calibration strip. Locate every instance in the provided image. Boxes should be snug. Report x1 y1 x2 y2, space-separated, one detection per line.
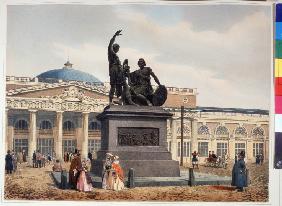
275 4 282 169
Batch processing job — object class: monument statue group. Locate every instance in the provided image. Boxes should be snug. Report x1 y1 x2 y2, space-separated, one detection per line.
91 30 180 178
108 30 167 107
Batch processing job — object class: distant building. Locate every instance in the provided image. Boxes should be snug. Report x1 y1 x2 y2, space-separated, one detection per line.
5 61 269 164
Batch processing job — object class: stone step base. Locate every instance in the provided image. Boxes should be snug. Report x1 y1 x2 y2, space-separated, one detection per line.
96 150 172 160
92 159 180 177
51 172 232 188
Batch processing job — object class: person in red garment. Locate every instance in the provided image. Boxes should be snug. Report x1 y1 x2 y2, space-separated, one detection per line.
111 156 125 191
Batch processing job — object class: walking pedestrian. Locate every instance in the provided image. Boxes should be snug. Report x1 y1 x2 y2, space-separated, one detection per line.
5 150 13 174
32 151 36 168
22 149 27 162
47 153 52 164
12 151 17 172
191 151 199 169
231 151 247 192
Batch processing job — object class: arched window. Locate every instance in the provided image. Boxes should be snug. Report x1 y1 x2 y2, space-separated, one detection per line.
88 121 101 131
252 127 264 137
39 120 52 130
198 125 210 135
216 126 229 135
63 121 75 131
234 127 247 136
177 124 190 134
15 119 28 130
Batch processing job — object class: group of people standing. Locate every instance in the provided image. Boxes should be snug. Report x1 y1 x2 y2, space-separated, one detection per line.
102 153 125 191
255 153 264 165
68 149 93 192
5 149 27 174
32 150 52 168
63 151 75 163
68 150 125 192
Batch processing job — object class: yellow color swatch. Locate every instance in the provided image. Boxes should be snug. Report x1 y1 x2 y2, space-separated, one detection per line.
275 58 282 77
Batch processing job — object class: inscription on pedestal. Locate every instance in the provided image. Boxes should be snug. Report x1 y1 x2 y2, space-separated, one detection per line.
118 127 159 146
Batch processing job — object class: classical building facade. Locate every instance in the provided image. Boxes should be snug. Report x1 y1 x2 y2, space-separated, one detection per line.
5 62 269 164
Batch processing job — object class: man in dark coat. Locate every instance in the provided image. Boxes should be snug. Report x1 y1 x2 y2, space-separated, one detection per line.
231 155 238 186
232 151 247 192
5 150 13 174
22 149 27 162
69 151 82 189
32 151 36 168
88 152 93 161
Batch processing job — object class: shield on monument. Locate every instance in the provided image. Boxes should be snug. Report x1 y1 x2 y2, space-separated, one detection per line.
152 85 167 106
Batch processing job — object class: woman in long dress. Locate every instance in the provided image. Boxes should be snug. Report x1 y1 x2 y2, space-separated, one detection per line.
17 152 23 164
112 156 125 191
102 153 115 190
76 159 93 192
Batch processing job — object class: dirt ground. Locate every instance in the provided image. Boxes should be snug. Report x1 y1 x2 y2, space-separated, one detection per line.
4 161 268 202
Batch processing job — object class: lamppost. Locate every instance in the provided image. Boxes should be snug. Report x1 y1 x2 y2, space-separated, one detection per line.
180 106 184 166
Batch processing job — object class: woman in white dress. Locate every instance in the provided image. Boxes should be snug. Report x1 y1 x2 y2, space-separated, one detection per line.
102 153 115 190
112 156 125 191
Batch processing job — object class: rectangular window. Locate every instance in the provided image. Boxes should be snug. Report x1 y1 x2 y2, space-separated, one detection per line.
88 139 101 153
235 143 246 156
37 138 54 156
217 142 228 157
168 141 171 152
177 141 190 157
13 139 28 154
183 142 187 157
198 142 209 157
184 142 190 157
253 143 264 157
177 142 181 157
62 139 77 153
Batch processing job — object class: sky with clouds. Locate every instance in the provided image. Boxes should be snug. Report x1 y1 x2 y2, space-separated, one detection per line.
6 4 272 109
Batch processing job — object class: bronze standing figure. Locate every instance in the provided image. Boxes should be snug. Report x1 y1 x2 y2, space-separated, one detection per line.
108 30 123 104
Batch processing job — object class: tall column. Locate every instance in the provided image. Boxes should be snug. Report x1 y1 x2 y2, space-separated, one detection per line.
210 137 216 153
28 110 37 165
171 118 178 160
229 136 235 160
55 111 63 160
191 118 198 153
5 109 13 152
81 112 89 159
246 139 253 163
265 139 269 161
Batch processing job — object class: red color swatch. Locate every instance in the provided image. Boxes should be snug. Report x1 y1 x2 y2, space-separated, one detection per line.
276 95 282 114
276 77 282 96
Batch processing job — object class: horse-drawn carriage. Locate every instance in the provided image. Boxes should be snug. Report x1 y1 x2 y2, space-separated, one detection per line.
205 156 228 168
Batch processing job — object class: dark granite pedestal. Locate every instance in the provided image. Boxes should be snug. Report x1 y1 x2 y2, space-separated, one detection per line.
91 105 180 177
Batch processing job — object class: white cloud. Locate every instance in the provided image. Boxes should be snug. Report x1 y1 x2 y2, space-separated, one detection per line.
7 5 271 109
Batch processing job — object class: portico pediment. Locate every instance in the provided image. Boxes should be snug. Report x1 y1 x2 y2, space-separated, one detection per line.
6 81 109 100
6 83 109 112
6 81 109 98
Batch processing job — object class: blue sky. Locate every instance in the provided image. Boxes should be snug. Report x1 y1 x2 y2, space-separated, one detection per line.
6 4 272 109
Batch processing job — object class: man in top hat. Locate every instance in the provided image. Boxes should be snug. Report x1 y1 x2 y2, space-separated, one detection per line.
5 150 13 174
69 150 82 189
232 151 247 192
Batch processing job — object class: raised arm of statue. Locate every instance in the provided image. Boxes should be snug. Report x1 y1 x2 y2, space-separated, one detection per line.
108 30 122 55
